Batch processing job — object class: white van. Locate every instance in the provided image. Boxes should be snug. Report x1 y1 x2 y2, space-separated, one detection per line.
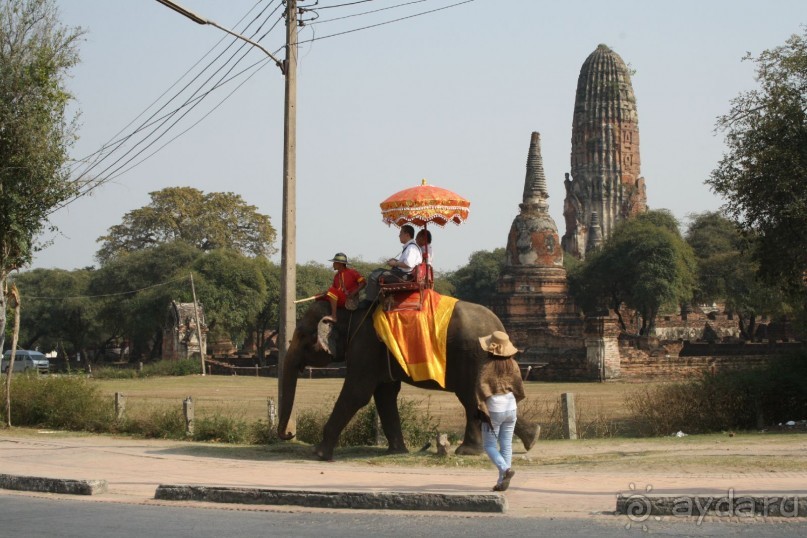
1 350 50 374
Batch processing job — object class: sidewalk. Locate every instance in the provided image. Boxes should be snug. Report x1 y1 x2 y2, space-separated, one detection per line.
2 432 806 518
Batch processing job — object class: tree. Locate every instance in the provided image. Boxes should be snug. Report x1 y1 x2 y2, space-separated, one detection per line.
568 211 696 335
191 250 267 347
0 0 84 352
95 187 277 265
685 211 748 304
445 248 506 306
707 28 807 308
11 268 102 363
89 241 201 359
686 211 789 339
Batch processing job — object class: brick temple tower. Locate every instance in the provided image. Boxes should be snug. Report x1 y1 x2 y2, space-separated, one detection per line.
561 44 647 259
491 132 584 369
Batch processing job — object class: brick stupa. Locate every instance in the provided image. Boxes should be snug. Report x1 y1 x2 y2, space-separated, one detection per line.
561 44 647 260
491 132 583 363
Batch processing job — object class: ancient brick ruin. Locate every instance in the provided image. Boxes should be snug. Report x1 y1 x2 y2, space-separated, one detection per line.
490 132 585 374
491 45 801 381
162 301 208 361
562 44 647 260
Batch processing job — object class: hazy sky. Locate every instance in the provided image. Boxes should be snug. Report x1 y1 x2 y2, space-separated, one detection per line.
33 0 806 274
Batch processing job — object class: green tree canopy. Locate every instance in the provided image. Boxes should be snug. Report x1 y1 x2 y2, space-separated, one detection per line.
568 211 696 335
11 268 102 357
95 187 277 265
191 250 267 346
0 0 83 350
89 241 201 359
685 211 790 339
445 248 506 306
707 28 807 306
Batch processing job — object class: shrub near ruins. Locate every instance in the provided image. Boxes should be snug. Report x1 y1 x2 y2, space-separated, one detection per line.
627 352 807 435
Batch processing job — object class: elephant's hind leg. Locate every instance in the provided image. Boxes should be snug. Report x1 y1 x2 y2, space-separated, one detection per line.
373 381 408 454
515 419 540 450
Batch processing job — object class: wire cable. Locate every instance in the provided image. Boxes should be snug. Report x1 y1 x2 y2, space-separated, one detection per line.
71 2 281 184
68 0 273 176
21 275 190 301
55 3 286 213
310 0 427 25
276 0 476 51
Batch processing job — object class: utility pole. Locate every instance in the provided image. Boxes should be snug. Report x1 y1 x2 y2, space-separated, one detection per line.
155 0 298 392
278 0 298 395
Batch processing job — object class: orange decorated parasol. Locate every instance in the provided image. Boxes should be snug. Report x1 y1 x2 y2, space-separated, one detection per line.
380 179 470 228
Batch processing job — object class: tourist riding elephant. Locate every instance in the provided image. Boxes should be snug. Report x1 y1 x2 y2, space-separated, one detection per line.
276 300 539 461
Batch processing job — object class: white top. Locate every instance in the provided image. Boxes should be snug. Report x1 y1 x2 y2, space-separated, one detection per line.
421 244 433 266
398 240 423 273
486 392 516 413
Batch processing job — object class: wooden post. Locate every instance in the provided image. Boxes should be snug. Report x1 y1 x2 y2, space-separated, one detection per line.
561 393 578 440
267 398 277 430
183 396 194 436
114 392 126 421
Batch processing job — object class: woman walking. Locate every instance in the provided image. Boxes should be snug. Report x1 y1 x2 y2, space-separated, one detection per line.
476 331 525 491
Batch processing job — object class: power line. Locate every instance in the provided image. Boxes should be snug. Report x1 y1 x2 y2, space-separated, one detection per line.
75 3 281 182
310 0 427 25
278 0 476 51
316 0 375 9
57 1 285 213
21 275 190 301
69 0 274 177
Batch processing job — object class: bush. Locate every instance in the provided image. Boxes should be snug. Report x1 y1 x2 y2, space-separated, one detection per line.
295 397 439 448
627 353 807 436
119 407 185 439
0 373 113 431
92 358 202 379
517 397 621 440
193 414 249 444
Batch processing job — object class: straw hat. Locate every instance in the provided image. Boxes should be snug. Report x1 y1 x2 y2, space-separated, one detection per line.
478 331 520 357
329 252 349 265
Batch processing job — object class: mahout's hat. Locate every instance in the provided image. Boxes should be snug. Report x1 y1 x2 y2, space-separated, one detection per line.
329 252 349 265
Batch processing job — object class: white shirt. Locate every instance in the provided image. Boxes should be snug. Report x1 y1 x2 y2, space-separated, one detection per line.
486 392 516 412
421 244 433 265
398 240 423 273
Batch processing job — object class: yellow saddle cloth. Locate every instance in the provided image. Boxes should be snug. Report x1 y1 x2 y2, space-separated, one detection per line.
372 289 458 388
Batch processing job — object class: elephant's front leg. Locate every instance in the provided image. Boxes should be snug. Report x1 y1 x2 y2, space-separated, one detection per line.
316 385 373 461
373 381 408 454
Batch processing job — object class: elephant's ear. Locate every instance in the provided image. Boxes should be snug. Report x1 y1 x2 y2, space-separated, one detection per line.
315 318 342 357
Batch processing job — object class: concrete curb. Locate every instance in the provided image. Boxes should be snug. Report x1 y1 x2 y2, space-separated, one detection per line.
616 493 807 518
0 473 108 496
155 485 507 513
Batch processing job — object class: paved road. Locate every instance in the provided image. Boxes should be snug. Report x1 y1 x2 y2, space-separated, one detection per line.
3 494 807 538
2 431 807 535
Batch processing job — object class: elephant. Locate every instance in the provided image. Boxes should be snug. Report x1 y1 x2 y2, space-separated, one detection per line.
276 299 539 461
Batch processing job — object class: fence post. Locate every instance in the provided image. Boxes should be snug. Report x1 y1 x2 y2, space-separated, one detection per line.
561 393 578 440
183 396 194 436
138 362 143 373
255 364 259 377
267 398 277 430
114 392 126 421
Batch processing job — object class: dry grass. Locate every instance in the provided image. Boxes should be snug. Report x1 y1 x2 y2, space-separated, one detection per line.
92 376 645 436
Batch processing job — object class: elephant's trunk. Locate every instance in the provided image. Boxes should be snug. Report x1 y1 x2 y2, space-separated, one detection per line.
276 337 299 441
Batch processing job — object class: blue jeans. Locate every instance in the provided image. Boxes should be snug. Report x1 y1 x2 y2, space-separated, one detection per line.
482 408 517 482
